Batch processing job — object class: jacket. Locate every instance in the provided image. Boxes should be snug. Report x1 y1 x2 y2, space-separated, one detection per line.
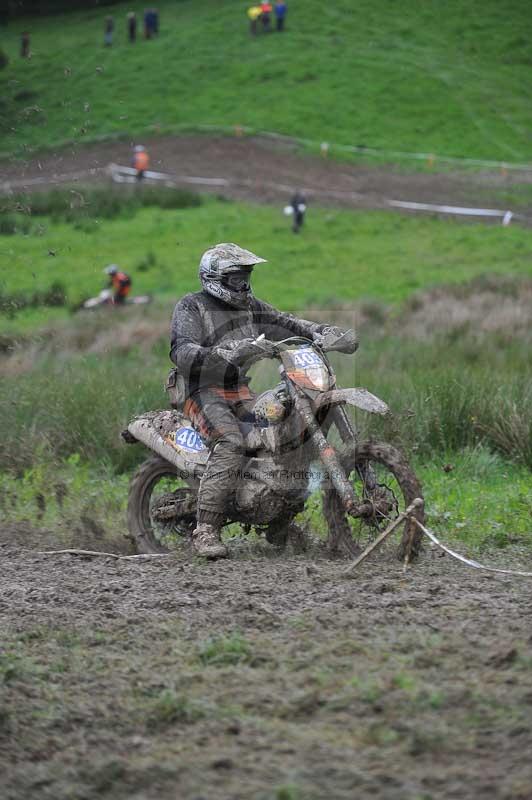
170 291 325 395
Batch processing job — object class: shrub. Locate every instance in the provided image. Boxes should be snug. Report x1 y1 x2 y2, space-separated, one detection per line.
5 186 202 224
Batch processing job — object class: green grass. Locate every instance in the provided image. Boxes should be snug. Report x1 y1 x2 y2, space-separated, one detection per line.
1 0 532 164
2 195 532 334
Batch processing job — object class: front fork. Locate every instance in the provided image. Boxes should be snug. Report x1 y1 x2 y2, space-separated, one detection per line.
294 390 374 519
328 405 377 491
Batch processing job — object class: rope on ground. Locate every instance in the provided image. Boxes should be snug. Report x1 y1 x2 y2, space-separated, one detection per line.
412 518 532 578
106 164 520 225
36 548 173 561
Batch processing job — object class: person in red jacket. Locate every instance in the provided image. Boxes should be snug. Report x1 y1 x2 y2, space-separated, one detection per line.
260 1 272 31
104 265 132 304
133 145 149 181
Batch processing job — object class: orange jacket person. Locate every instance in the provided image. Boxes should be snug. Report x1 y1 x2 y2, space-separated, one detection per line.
133 145 149 181
104 264 132 304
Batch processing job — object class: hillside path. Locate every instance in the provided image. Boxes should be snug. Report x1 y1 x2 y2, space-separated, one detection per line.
2 135 531 218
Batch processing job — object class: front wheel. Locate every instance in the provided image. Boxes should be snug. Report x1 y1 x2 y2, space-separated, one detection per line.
322 441 424 560
127 455 198 553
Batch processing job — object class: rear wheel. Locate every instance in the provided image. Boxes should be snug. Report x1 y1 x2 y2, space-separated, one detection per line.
322 441 424 560
127 456 198 554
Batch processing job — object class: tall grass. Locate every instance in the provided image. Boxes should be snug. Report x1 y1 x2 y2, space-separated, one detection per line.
340 335 532 468
1 331 530 472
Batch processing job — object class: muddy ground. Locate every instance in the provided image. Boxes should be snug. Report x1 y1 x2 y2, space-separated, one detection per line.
2 134 532 220
1 526 532 800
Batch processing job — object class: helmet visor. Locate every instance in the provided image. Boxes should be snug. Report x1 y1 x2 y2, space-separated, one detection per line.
221 268 252 293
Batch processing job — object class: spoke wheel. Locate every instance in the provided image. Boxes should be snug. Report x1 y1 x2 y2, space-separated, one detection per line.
127 456 198 554
322 441 424 560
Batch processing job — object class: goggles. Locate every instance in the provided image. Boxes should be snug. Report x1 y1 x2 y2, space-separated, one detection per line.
221 269 252 293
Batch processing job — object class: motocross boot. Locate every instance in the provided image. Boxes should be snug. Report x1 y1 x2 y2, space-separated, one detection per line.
192 524 228 559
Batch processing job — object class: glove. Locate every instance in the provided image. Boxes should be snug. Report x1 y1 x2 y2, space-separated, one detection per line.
213 338 276 367
313 327 358 353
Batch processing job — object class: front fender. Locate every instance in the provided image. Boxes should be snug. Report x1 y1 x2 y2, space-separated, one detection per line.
315 388 389 415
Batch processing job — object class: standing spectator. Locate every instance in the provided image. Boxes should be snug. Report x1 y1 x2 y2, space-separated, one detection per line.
20 31 31 58
143 8 152 39
152 8 159 35
104 16 114 47
274 1 287 31
127 12 137 43
247 6 262 36
260 2 272 32
291 191 306 233
133 145 149 181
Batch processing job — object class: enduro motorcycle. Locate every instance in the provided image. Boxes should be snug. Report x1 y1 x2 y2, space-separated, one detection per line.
123 330 424 558
80 289 152 310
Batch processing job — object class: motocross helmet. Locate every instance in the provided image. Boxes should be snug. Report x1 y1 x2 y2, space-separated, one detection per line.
104 264 118 276
199 242 267 309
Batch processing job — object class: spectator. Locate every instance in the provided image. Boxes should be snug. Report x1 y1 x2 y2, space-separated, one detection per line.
143 8 152 39
127 12 137 43
260 2 272 32
291 191 306 233
274 1 287 31
104 16 114 47
133 145 149 181
247 6 262 36
20 31 30 58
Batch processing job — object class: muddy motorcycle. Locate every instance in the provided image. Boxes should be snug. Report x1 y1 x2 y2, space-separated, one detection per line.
80 289 152 310
123 332 424 558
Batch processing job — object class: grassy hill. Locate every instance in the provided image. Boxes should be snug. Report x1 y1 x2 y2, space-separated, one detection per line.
1 0 532 163
2 193 532 333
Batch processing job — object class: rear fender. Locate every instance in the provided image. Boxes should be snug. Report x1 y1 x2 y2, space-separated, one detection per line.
315 388 389 415
127 410 209 478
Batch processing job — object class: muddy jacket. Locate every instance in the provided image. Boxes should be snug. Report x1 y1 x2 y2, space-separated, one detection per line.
170 291 326 395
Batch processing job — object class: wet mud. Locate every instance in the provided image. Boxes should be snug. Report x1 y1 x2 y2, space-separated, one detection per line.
1 529 532 799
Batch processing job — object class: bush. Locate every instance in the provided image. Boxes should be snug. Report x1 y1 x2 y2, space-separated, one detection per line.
0 214 31 236
0 281 66 316
5 186 202 224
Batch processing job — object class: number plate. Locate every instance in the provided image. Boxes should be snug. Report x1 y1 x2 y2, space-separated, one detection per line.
168 426 207 453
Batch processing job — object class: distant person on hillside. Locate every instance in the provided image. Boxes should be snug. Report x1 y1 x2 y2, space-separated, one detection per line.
104 16 114 47
248 6 262 36
274 1 287 31
133 145 150 181
127 12 137 43
144 8 158 38
260 2 272 32
291 191 306 233
143 8 152 38
20 31 31 58
104 265 132 305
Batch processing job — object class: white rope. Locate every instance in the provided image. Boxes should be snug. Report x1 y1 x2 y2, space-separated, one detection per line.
413 518 532 578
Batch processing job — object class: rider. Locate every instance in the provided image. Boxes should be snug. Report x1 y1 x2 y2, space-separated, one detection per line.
104 264 132 305
170 243 357 559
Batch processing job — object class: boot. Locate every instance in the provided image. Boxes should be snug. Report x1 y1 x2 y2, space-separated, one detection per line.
192 523 228 559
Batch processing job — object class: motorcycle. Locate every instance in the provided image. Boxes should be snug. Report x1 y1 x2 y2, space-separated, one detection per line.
80 289 152 310
123 330 424 559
